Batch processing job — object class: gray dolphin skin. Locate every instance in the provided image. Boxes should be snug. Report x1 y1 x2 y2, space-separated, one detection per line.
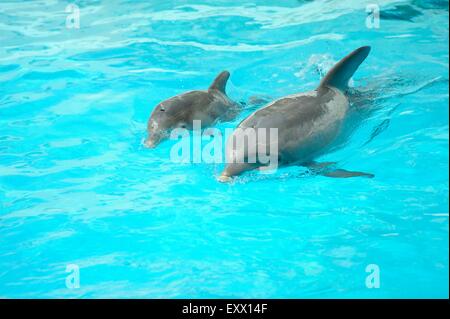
145 71 238 148
219 46 374 182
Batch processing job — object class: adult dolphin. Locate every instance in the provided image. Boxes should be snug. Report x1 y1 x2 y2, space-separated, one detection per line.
145 71 239 148
219 46 374 182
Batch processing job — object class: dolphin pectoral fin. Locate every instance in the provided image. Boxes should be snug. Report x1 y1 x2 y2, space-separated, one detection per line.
305 162 374 178
209 70 230 94
322 169 374 179
305 161 337 171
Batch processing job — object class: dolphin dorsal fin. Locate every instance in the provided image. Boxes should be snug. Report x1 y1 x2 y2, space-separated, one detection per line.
209 70 230 94
319 46 371 91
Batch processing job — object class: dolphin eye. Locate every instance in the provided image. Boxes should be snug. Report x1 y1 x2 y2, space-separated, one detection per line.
160 105 165 111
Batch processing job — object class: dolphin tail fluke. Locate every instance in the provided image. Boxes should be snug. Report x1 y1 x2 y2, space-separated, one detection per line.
319 46 371 91
209 70 230 94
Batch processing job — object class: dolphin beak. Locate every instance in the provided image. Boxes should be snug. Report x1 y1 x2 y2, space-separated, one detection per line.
217 173 233 183
144 138 157 149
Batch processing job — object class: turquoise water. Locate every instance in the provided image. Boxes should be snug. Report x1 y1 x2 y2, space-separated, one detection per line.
0 0 448 298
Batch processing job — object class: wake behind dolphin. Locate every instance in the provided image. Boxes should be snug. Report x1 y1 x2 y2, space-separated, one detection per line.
219 46 374 182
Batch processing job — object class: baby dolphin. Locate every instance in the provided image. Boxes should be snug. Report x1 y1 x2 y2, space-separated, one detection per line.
219 46 374 182
145 71 239 148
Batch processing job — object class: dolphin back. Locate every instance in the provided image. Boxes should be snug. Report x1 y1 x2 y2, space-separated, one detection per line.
319 46 371 91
